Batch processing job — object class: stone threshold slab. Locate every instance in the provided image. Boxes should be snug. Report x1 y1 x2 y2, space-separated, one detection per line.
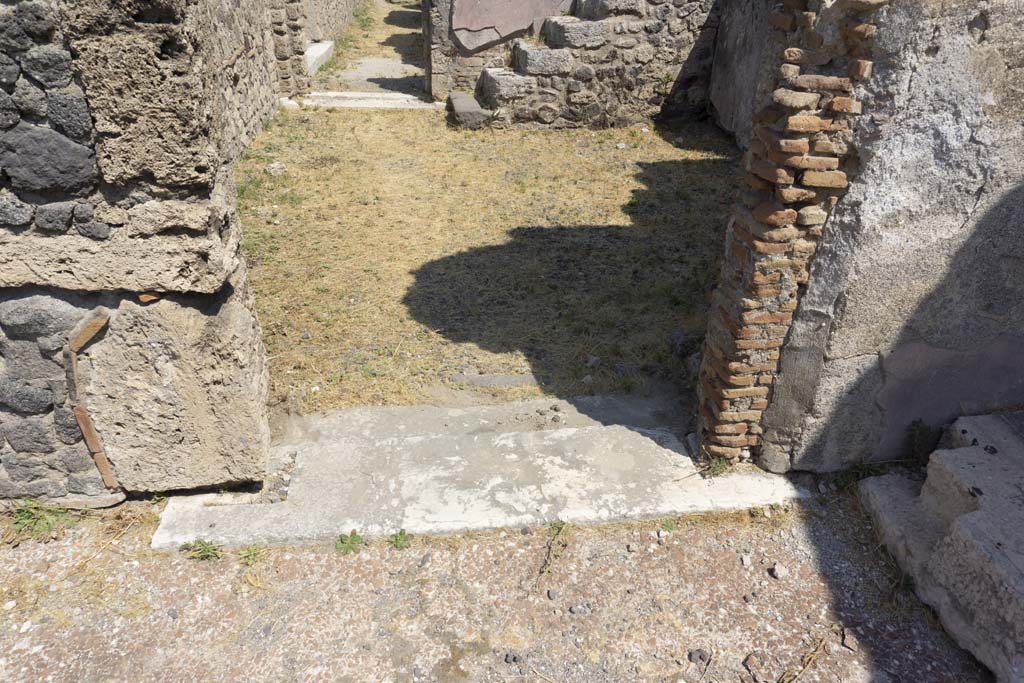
282 92 445 110
152 398 807 549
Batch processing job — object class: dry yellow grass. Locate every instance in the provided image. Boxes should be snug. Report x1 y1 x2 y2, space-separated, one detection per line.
235 108 738 413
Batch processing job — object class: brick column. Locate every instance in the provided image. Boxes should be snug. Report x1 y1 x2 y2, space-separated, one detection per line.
698 0 887 461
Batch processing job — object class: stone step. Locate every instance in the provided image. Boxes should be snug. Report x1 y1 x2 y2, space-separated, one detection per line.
859 411 1024 683
446 91 491 129
476 68 538 109
542 16 610 50
573 0 645 20
511 39 576 77
153 396 807 549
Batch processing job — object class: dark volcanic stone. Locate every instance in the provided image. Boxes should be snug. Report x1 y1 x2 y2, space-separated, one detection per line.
21 45 72 89
47 86 92 141
34 201 75 233
0 122 96 195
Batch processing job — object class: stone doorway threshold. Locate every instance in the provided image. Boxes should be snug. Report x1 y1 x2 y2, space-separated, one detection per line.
152 395 806 549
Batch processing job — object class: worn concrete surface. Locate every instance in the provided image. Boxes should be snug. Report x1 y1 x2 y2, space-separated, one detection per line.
153 396 805 549
0 494 991 682
860 412 1024 683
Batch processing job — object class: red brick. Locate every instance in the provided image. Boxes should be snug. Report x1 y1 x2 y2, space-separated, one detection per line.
772 153 841 171
849 59 874 80
792 74 853 92
752 201 798 227
776 185 819 204
802 169 848 188
785 115 831 133
749 158 796 185
829 96 863 114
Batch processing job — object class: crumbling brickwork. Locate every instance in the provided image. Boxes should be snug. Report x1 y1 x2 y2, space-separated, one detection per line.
697 0 887 461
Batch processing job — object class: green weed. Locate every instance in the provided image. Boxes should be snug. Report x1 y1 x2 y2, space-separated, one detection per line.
388 529 411 550
335 529 364 554
11 501 71 541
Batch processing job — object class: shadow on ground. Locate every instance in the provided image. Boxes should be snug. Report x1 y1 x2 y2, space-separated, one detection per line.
403 127 739 435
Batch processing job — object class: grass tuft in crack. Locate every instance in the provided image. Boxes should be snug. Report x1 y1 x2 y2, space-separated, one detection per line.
9 501 71 542
181 539 223 561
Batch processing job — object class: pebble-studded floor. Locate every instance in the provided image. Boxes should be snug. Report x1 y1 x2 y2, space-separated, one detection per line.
0 495 990 683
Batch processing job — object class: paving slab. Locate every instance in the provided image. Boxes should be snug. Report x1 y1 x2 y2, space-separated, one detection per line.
153 397 807 549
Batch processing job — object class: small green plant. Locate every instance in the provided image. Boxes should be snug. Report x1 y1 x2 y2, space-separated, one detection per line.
702 455 732 478
181 539 223 561
11 501 71 540
239 544 266 567
335 529 364 554
388 529 411 550
659 519 678 533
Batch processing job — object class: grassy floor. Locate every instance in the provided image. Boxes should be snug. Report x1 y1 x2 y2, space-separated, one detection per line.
236 109 738 413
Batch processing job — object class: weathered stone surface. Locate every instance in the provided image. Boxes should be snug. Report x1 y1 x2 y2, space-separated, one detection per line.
0 8 33 54
762 1 1024 471
2 415 57 453
20 44 72 88
543 16 608 49
11 76 45 117
0 337 63 380
0 378 52 414
76 221 111 240
709 0 776 146
0 53 19 91
447 91 491 129
0 230 239 293
451 0 571 51
34 201 75 233
51 442 92 473
860 413 1024 683
0 294 83 339
0 188 33 228
477 68 537 108
512 40 574 76
125 200 214 238
15 1 55 42
52 405 83 444
46 85 93 142
0 89 18 128
0 122 96 195
576 0 644 20
80 265 269 492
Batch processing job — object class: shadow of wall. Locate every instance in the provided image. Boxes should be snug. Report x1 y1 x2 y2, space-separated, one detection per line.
403 128 739 432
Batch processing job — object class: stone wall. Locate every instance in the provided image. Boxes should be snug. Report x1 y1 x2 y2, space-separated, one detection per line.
304 0 360 43
698 0 1024 473
453 0 720 128
0 0 367 506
